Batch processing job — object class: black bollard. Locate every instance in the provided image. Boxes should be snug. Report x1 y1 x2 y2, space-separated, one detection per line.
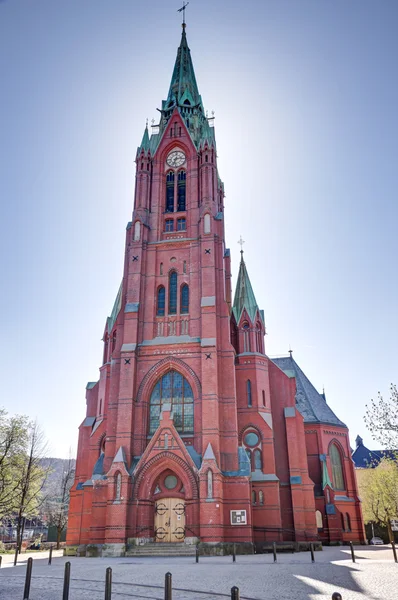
332 593 342 600
23 557 33 600
349 541 355 563
48 545 53 565
392 542 398 563
164 571 172 600
310 543 315 563
273 541 277 563
196 546 199 563
231 586 240 600
105 566 112 600
62 562 71 600
0 555 2 568
233 543 236 563
13 544 18 567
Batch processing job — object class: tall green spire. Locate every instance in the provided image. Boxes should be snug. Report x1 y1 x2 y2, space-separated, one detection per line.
232 251 261 324
165 25 203 110
138 122 150 153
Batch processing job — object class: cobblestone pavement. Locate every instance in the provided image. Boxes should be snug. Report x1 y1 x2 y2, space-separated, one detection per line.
1 546 397 599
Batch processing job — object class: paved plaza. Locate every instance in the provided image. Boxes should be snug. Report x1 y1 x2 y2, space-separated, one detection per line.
0 546 397 599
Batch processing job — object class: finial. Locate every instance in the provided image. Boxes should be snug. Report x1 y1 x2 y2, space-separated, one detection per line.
146 118 148 128
238 235 245 259
178 2 189 28
288 346 293 357
151 118 155 126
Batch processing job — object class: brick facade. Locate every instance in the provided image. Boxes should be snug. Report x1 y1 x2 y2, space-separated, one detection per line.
66 27 365 555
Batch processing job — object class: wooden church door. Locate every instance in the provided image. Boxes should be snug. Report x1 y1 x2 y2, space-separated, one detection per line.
154 498 185 542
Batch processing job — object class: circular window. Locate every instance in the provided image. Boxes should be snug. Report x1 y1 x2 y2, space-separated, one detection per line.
164 475 178 490
244 432 259 447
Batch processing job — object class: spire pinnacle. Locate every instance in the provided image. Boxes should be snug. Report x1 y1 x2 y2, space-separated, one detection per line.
238 235 245 260
177 2 189 27
232 251 262 324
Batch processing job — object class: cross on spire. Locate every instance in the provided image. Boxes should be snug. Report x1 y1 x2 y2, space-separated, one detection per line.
238 235 245 258
177 2 189 27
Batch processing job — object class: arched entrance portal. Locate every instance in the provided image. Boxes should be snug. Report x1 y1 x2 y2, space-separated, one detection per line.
153 471 186 542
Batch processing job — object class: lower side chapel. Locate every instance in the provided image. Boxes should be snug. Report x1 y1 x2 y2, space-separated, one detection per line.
67 24 365 556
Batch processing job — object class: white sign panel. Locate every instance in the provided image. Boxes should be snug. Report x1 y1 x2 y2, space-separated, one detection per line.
230 510 247 525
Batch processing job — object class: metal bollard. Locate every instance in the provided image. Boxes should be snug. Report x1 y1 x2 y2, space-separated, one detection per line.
0 555 2 568
105 566 112 600
392 542 398 564
13 544 18 566
332 593 342 600
273 541 277 563
232 543 236 562
196 546 199 563
62 561 71 600
48 545 53 565
349 541 355 563
310 543 315 563
231 586 240 600
23 557 33 600
164 571 172 600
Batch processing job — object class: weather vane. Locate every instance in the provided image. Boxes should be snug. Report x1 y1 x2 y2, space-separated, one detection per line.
177 2 189 26
238 235 245 256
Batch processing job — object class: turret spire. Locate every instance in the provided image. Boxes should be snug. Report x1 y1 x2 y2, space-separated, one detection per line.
232 248 263 324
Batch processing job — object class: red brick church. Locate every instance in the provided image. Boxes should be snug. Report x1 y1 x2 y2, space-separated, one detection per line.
67 25 365 556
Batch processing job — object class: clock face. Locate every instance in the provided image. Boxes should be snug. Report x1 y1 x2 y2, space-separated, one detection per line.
167 150 186 168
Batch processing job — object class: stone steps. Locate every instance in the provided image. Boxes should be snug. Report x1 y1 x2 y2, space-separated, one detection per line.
126 543 197 557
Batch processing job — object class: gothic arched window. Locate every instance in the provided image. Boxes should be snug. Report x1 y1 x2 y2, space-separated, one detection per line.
103 334 109 365
181 284 189 314
177 170 186 211
243 323 251 352
157 286 165 316
204 213 211 234
247 380 252 407
134 220 141 241
252 490 256 504
256 322 263 353
346 513 351 531
316 510 323 530
254 449 262 470
166 171 175 212
207 469 213 499
330 443 345 491
149 370 194 434
259 490 264 505
115 472 121 502
168 271 177 315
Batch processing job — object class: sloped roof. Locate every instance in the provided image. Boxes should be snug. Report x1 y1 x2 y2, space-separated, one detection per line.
352 436 397 468
165 27 202 110
271 355 346 428
232 254 262 324
106 282 122 334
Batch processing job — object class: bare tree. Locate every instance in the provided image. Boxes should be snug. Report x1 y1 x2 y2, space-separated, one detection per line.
42 452 75 548
365 384 398 449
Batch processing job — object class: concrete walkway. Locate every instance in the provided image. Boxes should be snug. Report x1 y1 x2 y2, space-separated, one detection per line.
0 546 397 599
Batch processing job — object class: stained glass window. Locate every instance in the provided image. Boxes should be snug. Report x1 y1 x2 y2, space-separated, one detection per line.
330 443 345 491
115 472 121 501
181 284 189 314
254 449 262 470
157 286 165 316
169 271 177 314
149 370 194 434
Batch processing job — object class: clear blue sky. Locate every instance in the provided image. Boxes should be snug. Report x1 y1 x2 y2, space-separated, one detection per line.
1 0 397 457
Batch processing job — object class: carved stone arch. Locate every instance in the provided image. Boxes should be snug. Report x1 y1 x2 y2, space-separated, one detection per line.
136 356 201 404
97 432 107 454
133 451 199 500
239 423 263 444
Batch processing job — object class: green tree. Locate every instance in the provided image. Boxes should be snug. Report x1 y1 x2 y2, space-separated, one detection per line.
359 458 398 541
365 384 398 449
0 409 29 519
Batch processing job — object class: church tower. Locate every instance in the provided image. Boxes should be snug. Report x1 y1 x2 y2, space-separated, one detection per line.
67 23 365 556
